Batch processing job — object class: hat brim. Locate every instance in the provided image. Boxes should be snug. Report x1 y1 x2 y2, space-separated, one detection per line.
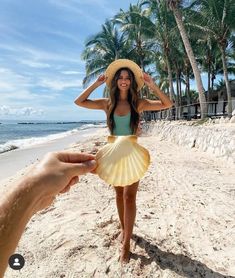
105 59 144 92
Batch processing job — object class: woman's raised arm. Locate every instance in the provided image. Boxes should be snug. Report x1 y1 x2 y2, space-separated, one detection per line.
74 75 108 110
139 73 173 112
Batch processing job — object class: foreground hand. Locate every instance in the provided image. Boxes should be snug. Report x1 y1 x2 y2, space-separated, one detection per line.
28 152 97 211
0 151 97 277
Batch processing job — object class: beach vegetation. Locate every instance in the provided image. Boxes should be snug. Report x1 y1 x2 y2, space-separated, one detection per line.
187 0 235 117
82 0 235 120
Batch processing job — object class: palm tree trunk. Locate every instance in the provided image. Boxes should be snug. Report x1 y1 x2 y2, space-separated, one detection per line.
211 73 215 92
165 54 175 119
180 83 183 118
176 69 180 119
178 70 182 119
207 62 211 102
140 56 145 72
219 45 232 117
172 8 207 119
179 71 182 107
186 69 191 120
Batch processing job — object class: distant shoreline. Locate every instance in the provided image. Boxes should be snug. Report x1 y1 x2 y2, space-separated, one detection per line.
0 121 106 154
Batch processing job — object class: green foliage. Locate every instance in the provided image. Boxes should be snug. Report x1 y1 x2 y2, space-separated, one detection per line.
81 0 235 113
81 20 130 86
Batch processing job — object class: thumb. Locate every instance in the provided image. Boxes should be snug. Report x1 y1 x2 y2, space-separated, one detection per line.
67 159 97 176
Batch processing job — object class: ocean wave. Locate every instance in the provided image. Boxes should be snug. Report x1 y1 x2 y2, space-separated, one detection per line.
79 123 107 130
0 123 106 154
0 144 18 154
17 122 79 125
0 131 76 154
16 121 105 125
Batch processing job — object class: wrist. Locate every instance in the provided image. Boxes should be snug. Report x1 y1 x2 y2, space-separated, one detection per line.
12 174 44 214
149 83 159 92
94 80 101 87
16 175 43 214
148 84 156 91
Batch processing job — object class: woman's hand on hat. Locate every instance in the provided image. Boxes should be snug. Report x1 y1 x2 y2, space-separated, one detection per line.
143 72 155 90
95 74 107 86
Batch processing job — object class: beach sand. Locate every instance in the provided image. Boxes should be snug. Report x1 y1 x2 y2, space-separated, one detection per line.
2 127 235 278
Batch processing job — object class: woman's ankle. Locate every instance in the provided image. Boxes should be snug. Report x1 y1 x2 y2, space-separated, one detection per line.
118 230 125 243
122 241 130 249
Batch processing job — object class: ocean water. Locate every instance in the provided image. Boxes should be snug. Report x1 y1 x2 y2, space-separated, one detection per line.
0 120 106 154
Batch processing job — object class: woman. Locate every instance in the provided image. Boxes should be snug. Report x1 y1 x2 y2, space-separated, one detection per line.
74 59 173 263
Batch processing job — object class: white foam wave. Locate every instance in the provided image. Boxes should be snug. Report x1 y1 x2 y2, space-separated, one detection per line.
79 123 107 130
0 123 106 154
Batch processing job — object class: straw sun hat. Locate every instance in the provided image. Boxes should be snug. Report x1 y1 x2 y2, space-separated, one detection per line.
105 59 144 91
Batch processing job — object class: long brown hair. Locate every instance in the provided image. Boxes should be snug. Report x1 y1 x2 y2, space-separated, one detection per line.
107 68 140 134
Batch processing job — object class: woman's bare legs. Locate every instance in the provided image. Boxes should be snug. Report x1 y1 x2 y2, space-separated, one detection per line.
114 181 139 263
114 186 125 242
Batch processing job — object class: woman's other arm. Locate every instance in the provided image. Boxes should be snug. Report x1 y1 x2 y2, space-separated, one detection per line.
139 73 173 112
74 75 108 110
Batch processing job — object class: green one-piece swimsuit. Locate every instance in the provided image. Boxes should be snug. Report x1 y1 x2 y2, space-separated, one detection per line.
112 112 133 136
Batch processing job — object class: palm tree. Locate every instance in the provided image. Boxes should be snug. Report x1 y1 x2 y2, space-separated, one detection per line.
182 56 194 119
190 0 235 116
198 38 220 101
81 20 129 90
172 48 185 118
140 0 177 119
166 0 208 119
113 2 156 70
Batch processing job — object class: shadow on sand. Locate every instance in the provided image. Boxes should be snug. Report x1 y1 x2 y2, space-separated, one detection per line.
132 235 234 278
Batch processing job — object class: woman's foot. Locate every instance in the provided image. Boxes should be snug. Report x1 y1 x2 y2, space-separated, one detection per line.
120 244 130 264
118 230 124 243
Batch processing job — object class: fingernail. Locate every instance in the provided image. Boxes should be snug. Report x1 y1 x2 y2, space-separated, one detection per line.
85 160 97 168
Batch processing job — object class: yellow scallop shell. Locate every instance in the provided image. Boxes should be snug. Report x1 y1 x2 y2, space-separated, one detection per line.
95 135 150 186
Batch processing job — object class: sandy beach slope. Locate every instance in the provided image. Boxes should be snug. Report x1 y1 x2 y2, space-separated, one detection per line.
0 127 106 181
2 127 235 278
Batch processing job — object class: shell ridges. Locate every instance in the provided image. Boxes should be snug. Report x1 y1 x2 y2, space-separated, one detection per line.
95 135 150 186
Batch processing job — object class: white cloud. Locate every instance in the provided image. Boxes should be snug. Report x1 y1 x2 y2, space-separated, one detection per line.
19 60 51 69
0 105 44 116
0 81 14 91
0 42 19 52
0 42 82 65
0 105 10 115
0 68 31 99
38 29 82 45
61 70 85 75
64 0 115 15
0 67 83 102
48 0 102 25
0 67 29 81
0 67 59 104
20 45 82 64
19 107 44 116
39 78 83 90
1 90 38 101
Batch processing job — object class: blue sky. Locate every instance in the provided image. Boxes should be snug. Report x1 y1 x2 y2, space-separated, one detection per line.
0 0 135 121
0 0 232 122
